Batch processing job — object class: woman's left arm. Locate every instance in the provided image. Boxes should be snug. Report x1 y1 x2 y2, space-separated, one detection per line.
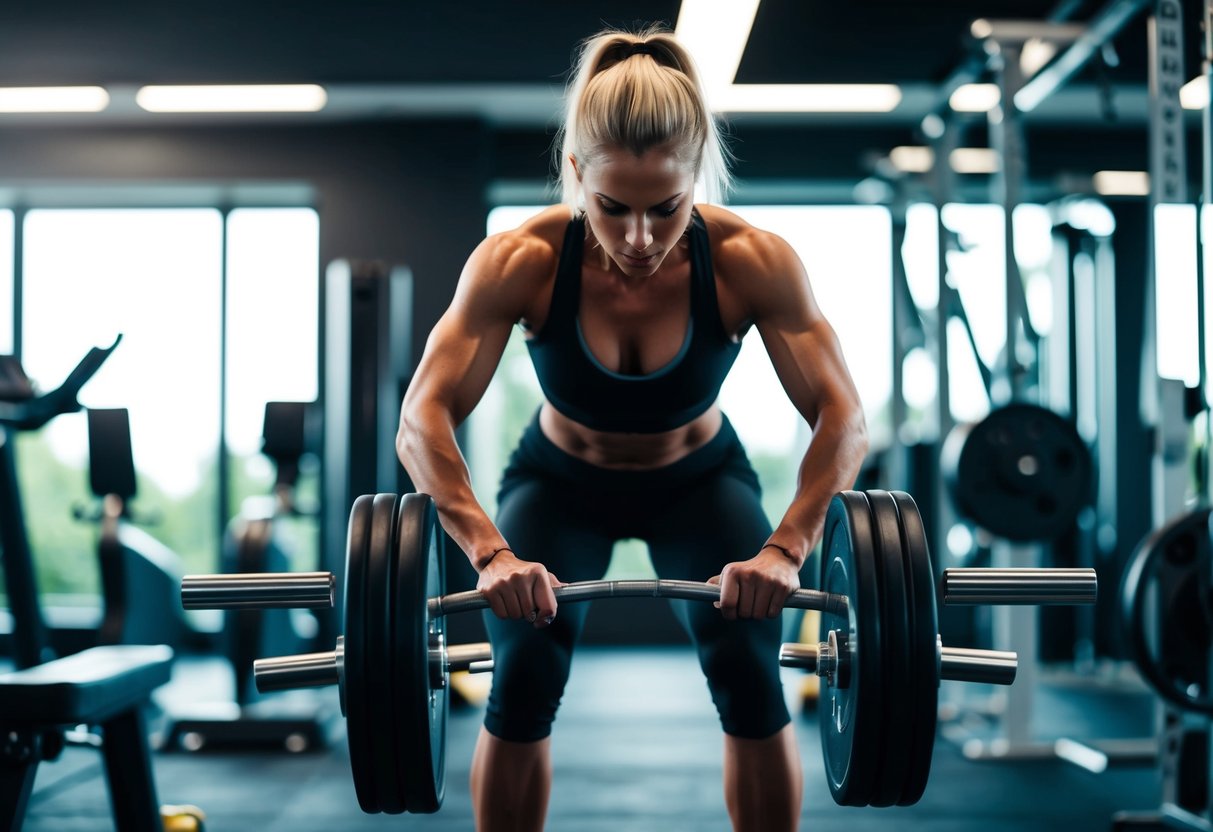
710 226 870 620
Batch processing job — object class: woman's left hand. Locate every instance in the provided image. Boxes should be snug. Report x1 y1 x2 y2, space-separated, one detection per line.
707 547 802 620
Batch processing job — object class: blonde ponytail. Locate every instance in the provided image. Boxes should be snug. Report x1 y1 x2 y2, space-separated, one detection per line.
555 25 732 210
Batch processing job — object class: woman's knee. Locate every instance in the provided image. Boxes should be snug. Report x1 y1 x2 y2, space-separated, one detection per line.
690 617 791 739
482 613 581 742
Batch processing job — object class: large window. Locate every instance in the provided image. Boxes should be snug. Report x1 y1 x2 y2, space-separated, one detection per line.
0 210 11 353
470 205 893 577
902 203 1054 425
1154 203 1199 386
225 208 321 570
21 209 223 599
7 206 318 603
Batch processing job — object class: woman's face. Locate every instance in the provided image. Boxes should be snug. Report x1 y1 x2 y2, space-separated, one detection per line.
575 144 697 277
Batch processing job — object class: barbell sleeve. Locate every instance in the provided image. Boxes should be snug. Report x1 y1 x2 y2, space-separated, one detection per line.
444 642 494 674
779 642 819 672
779 640 1018 685
255 648 341 694
181 572 335 610
429 580 848 619
941 567 1097 605
939 646 1018 685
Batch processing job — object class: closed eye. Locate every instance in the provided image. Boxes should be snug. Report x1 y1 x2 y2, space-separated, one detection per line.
597 201 681 218
595 192 684 218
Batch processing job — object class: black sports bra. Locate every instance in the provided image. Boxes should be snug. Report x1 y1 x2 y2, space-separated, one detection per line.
525 209 742 433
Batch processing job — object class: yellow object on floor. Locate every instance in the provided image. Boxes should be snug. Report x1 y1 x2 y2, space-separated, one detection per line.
161 804 206 832
797 608 821 709
449 669 492 707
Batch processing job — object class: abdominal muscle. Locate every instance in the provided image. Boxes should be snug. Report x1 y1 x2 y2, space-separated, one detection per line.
538 401 723 470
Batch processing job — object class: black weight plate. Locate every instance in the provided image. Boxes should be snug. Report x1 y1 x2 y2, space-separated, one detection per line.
344 494 378 813
890 490 939 806
866 490 914 808
1121 507 1213 715
367 494 404 813
819 491 882 807
398 493 447 813
943 403 1092 542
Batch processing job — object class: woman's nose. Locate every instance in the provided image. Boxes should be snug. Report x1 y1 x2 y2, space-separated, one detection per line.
628 216 653 252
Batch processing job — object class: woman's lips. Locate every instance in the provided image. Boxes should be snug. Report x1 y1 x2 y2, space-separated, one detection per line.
621 252 657 267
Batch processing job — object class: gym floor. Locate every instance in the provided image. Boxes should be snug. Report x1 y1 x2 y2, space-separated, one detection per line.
21 648 1160 831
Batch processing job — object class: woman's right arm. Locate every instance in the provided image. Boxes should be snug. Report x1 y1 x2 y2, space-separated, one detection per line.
396 229 560 626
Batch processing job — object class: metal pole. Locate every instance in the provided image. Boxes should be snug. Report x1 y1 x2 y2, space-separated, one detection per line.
181 571 335 609
942 567 1099 604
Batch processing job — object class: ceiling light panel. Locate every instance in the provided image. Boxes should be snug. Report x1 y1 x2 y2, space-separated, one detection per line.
0 87 109 113
136 85 327 113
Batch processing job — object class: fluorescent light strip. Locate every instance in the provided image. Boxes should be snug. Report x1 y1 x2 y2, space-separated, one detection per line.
1093 170 1149 196
887 146 998 174
676 2 902 114
136 84 327 113
711 84 902 113
949 148 999 174
950 83 1001 113
1019 38 1058 78
1181 75 1208 110
0 86 109 113
675 0 762 90
889 145 935 173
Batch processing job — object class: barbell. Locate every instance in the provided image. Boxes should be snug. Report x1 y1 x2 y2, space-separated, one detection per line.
181 489 1097 813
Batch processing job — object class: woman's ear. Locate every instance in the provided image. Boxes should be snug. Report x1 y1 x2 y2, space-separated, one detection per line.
569 154 583 182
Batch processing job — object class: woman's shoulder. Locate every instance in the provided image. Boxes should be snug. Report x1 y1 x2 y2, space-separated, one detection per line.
695 204 794 280
471 205 573 287
497 205 575 254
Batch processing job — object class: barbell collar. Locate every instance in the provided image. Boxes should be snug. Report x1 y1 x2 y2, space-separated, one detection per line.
941 567 1097 605
254 639 343 694
778 631 848 687
429 579 846 618
181 571 335 610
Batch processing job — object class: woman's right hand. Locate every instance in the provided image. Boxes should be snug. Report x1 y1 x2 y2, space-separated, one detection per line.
476 550 561 628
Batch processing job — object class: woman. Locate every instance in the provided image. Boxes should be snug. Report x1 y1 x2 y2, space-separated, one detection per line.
397 25 868 832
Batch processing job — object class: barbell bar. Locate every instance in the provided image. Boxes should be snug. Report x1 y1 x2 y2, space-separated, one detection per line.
180 488 1098 814
182 568 1096 611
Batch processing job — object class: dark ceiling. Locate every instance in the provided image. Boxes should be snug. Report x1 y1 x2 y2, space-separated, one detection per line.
0 0 1186 86
0 0 1203 195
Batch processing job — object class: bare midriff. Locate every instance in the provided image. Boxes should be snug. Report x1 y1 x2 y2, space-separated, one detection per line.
539 401 723 470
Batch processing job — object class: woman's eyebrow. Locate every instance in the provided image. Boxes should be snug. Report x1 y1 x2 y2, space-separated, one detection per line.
594 192 685 208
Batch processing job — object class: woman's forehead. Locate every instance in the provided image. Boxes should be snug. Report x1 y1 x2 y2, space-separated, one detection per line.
584 146 695 190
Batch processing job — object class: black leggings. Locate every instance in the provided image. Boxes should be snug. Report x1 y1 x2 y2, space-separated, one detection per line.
482 412 792 742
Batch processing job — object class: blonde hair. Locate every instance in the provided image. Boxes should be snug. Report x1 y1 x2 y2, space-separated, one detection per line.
556 25 732 210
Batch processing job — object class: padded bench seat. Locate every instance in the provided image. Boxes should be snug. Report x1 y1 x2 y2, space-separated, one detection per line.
0 644 173 725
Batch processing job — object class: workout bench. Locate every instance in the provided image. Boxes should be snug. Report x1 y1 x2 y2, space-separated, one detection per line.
0 644 174 832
